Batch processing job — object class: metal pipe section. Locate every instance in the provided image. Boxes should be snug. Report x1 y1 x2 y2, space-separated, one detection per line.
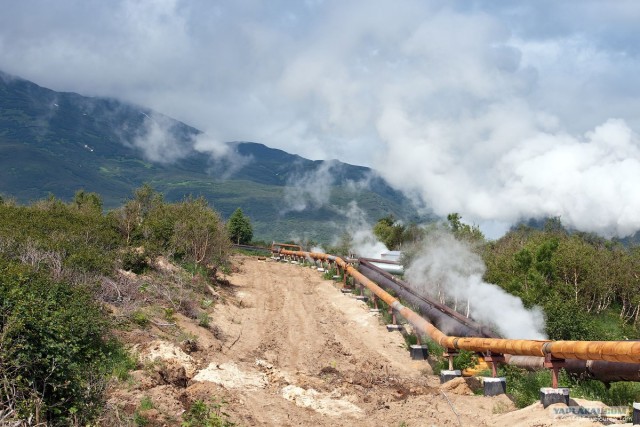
506 356 640 382
358 260 640 381
358 260 499 339
233 244 272 253
278 249 640 365
359 257 404 273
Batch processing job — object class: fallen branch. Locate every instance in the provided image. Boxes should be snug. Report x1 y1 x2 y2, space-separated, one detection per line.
225 328 243 353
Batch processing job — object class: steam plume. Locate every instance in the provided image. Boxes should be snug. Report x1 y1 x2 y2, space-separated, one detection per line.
405 230 546 339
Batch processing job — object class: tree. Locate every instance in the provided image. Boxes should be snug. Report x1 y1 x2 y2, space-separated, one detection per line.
373 215 406 250
109 184 165 246
172 197 230 266
72 189 103 213
446 213 484 242
227 208 253 245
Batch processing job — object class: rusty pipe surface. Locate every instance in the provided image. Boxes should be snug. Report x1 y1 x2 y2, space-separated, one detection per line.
279 249 640 365
506 355 640 382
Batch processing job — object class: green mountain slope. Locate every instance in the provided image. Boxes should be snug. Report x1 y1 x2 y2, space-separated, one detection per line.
0 71 430 243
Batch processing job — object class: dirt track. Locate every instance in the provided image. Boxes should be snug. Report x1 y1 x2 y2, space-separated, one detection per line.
121 256 621 426
193 257 515 426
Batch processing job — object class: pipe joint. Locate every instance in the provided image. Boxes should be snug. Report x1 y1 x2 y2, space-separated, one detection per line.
391 301 405 312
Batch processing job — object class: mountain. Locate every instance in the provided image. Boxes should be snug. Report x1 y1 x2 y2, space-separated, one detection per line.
0 71 430 243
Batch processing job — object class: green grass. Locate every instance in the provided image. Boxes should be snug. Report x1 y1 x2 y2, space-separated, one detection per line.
139 396 154 411
498 365 640 409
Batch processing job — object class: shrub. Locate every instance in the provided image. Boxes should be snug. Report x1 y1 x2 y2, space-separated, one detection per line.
131 310 151 327
0 260 119 424
122 248 149 274
182 399 235 427
198 312 211 328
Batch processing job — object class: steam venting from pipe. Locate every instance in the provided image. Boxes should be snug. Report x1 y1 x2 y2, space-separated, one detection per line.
405 230 546 339
341 201 388 258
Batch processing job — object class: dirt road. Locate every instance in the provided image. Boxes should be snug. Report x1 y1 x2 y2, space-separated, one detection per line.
193 257 516 426
121 256 621 426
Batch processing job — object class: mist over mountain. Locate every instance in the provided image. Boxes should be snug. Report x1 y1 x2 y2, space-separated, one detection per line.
0 71 428 243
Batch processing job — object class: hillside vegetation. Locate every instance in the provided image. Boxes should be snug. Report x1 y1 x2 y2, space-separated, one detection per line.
0 71 428 243
0 187 231 425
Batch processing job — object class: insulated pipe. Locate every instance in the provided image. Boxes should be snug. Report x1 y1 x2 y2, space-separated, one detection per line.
507 356 640 382
358 259 640 381
358 260 499 338
278 249 640 365
358 262 490 338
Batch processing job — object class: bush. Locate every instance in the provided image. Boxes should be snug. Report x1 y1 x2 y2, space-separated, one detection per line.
122 248 149 274
544 298 594 340
502 365 556 408
131 310 151 328
198 312 211 328
0 260 119 424
182 399 235 427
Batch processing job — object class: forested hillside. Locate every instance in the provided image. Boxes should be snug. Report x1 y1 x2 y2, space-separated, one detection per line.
483 220 640 340
0 71 428 243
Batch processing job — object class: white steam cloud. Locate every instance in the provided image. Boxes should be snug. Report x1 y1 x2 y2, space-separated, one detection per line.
405 231 546 339
282 161 337 213
377 109 640 237
341 201 388 258
131 113 191 163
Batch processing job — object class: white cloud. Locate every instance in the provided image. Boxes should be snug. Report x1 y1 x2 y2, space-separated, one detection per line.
2 0 640 236
282 160 337 213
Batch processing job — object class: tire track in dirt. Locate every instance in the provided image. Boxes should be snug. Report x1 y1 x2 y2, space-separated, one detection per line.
206 258 446 426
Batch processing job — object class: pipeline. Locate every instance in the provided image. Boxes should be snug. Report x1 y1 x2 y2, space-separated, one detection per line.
233 244 272 254
358 259 499 339
357 259 640 381
359 257 405 275
277 248 640 382
508 356 640 382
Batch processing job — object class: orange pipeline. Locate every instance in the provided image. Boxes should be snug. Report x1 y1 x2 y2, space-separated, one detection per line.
279 249 640 364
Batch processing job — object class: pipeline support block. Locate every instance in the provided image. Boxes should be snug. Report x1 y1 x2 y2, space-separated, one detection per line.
633 403 640 425
440 370 462 384
386 324 403 332
539 387 570 408
354 295 369 303
410 345 429 360
483 377 506 396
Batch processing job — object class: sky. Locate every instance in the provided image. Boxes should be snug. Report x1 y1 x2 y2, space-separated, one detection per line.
1 0 640 237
